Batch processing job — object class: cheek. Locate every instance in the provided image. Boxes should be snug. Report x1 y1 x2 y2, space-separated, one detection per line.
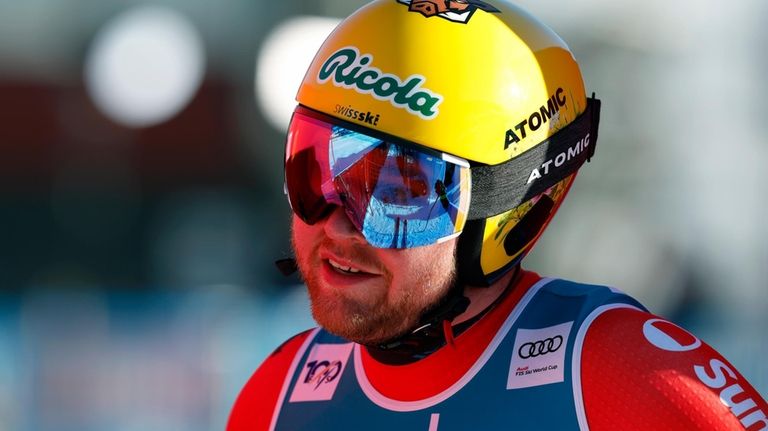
291 216 318 259
411 239 456 270
384 240 457 292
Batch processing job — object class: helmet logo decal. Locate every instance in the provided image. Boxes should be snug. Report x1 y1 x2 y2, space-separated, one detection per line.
397 0 499 24
505 88 567 150
317 46 443 120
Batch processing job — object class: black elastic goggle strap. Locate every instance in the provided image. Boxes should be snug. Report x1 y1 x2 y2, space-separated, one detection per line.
468 96 601 220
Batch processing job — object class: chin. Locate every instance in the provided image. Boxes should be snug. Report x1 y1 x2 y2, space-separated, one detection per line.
311 302 413 345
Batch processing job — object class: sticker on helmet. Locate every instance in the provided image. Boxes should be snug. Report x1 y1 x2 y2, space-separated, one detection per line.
505 88 567 150
317 46 443 120
397 0 500 24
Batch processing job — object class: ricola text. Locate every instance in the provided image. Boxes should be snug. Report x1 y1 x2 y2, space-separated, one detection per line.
317 47 443 120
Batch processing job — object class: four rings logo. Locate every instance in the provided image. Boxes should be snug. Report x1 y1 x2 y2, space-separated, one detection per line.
518 335 563 359
507 322 572 390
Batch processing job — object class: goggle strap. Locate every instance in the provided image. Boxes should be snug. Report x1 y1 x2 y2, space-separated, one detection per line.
468 96 601 220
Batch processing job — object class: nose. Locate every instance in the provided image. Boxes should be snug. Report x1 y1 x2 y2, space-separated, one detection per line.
324 205 366 244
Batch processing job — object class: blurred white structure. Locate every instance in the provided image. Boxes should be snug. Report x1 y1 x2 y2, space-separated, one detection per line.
255 16 341 131
85 5 205 128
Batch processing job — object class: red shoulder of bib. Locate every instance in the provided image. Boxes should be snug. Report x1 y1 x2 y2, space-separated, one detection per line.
227 329 313 431
581 307 768 431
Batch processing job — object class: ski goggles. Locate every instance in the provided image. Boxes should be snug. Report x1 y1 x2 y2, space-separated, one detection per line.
284 106 472 249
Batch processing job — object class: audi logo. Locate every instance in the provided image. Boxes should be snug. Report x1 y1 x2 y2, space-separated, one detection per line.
518 336 563 359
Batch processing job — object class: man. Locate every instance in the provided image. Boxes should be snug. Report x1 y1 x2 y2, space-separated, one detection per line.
229 0 767 429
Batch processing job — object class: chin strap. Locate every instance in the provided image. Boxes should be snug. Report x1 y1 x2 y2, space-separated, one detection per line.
367 285 470 364
367 264 521 364
442 319 456 349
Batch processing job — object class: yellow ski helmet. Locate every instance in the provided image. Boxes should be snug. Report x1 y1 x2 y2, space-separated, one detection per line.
292 0 600 285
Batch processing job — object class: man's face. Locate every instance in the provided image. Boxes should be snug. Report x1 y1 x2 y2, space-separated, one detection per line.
291 207 457 345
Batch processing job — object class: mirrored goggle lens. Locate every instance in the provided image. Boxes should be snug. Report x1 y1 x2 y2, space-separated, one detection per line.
285 107 471 248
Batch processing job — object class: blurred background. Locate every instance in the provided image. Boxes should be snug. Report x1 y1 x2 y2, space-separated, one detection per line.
0 0 765 429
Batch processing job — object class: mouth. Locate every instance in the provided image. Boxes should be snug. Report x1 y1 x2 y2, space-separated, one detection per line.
318 250 382 287
327 258 362 274
320 249 380 274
